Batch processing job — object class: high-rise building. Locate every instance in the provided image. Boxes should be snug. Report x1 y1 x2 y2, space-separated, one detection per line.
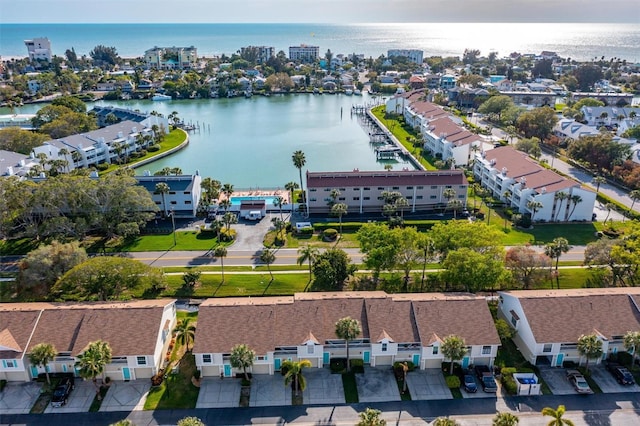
24 37 52 62
388 49 424 64
289 45 319 63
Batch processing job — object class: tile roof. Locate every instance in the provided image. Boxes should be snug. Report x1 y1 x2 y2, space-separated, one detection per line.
0 300 175 357
306 170 468 188
501 289 640 343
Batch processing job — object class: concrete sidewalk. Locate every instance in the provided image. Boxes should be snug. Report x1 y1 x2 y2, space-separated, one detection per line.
406 369 453 400
196 377 240 408
0 382 40 414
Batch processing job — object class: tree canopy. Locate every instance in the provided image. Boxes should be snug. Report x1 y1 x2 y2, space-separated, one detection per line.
567 134 631 173
516 107 558 140
311 248 356 291
0 127 49 154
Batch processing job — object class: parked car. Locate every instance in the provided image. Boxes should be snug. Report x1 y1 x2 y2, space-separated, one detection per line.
474 365 497 392
605 361 635 385
463 374 478 393
566 369 593 394
51 377 75 407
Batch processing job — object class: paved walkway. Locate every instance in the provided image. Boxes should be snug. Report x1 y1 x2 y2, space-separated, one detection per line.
406 369 453 400
356 367 401 403
0 381 40 414
98 380 150 412
195 377 240 408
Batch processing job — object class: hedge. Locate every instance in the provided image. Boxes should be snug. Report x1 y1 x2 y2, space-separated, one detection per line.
445 375 460 389
313 220 437 232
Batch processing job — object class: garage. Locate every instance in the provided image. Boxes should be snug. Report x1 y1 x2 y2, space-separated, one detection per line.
423 358 441 369
374 355 393 366
251 363 271 375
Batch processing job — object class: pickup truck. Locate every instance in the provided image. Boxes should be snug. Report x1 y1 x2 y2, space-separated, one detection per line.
605 361 636 385
475 365 498 393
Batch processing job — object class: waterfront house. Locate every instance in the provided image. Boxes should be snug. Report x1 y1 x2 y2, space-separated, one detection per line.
135 171 202 218
144 46 198 70
192 292 499 378
497 289 640 367
422 116 493 167
0 300 176 382
305 169 468 215
24 37 52 62
289 45 319 63
553 118 600 141
580 106 639 128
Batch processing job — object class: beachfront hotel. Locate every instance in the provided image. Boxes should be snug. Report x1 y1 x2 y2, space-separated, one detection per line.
306 169 468 215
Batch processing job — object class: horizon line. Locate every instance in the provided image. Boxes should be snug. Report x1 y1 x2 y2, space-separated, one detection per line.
2 21 635 25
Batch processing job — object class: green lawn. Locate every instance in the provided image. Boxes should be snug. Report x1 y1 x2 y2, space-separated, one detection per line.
97 231 227 252
341 372 359 403
144 352 199 410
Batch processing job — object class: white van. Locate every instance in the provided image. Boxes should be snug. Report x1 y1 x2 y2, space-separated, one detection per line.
245 211 263 221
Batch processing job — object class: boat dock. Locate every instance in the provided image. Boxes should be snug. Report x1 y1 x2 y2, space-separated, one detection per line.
375 145 403 159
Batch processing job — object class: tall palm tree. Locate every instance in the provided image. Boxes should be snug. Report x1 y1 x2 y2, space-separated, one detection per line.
331 203 348 234
274 195 286 222
155 182 170 217
492 412 519 426
567 195 583 221
285 181 299 206
174 318 196 352
29 343 57 385
603 202 615 225
259 247 276 282
395 197 409 220
441 335 467 375
544 237 571 289
627 189 640 221
76 340 112 398
526 200 543 223
577 334 603 372
448 199 464 219
214 246 228 283
221 183 234 201
623 331 640 367
335 316 361 373
552 191 568 222
282 359 312 397
541 405 575 426
292 150 306 203
297 245 320 283
230 344 255 382
593 175 606 193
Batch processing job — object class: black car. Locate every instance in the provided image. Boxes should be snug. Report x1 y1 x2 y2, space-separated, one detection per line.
606 361 635 385
51 377 74 407
463 374 478 393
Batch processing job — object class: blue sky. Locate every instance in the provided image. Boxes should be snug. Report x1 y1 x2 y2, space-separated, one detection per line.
1 0 638 23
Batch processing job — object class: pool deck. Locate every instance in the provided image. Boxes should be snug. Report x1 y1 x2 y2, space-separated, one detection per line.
217 189 290 204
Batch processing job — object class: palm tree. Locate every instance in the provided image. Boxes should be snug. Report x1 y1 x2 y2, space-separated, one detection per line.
526 200 543 223
282 359 312 397
627 189 640 221
441 335 467 375
442 188 456 214
230 344 255 382
492 412 519 426
577 334 603 372
174 318 196 352
292 150 306 203
593 175 606 193
623 331 640 367
603 202 615 224
357 408 387 426
76 340 112 398
170 167 182 176
448 199 464 219
260 247 276 282
222 211 237 232
395 197 409 220
214 246 227 283
331 203 348 234
552 191 568 222
155 182 170 217
29 343 57 385
544 237 571 289
274 195 286 222
541 405 575 426
335 316 361 373
297 245 320 283
567 195 583 221
219 198 232 213
221 183 234 201
417 234 435 288
285 181 299 206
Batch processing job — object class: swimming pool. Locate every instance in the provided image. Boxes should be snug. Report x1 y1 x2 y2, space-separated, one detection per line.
230 196 278 206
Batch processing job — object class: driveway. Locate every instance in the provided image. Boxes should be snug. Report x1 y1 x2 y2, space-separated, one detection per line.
250 374 290 407
405 369 452 400
301 368 345 405
196 377 241 408
44 380 94 413
0 381 40 414
356 367 401 403
98 380 150 412
537 367 577 395
459 374 496 399
590 366 640 393
231 212 278 252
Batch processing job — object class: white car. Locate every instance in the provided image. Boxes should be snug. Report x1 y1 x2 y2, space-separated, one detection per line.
566 369 593 394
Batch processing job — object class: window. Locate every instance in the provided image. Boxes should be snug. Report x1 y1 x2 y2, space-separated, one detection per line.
353 197 360 201
416 196 423 200
202 354 212 363
185 201 192 204
382 343 388 352
310 198 317 202
364 187 370 191
482 346 491 355
543 344 552 353
338 197 345 201
459 185 466 189
431 185 437 189
407 196 413 200
324 188 330 192
353 187 360 191
307 345 314 354
378 187 385 190
3 360 16 368
432 346 439 355
406 186 413 190
430 195 437 199
170 201 177 205
511 316 517 327
458 195 465 199
364 197 370 201
256 355 267 361
392 186 399 190
417 186 424 189
137 356 147 366
184 191 191 195
445 185 452 189
339 188 346 191
310 188 317 192
169 191 176 195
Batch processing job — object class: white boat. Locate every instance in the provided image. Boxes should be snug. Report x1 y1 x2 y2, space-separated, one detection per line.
152 93 172 101
354 89 362 96
344 89 353 96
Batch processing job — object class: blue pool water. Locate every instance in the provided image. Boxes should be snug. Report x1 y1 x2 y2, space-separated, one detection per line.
230 196 278 206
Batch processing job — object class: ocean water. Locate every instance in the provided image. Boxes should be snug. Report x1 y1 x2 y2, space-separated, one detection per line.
1 23 639 62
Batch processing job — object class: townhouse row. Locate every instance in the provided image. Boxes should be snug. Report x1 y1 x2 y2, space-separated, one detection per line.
3 289 640 383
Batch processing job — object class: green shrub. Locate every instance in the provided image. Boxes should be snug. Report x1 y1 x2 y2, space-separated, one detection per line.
219 228 236 242
95 162 109 171
445 375 460 389
297 226 313 235
393 361 416 371
330 358 347 374
501 375 517 395
147 144 161 152
350 359 364 374
322 228 338 241
199 226 217 237
500 367 517 377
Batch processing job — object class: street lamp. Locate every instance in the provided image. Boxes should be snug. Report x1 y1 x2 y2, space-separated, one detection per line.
170 208 176 246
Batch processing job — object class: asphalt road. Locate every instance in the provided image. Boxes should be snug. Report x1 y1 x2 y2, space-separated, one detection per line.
2 391 639 425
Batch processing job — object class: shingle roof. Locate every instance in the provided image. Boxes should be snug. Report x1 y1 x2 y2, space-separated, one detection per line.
306 170 468 188
365 299 420 344
502 289 640 343
0 309 41 359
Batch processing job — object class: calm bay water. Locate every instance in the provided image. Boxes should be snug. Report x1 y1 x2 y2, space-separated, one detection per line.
6 93 415 188
1 23 639 62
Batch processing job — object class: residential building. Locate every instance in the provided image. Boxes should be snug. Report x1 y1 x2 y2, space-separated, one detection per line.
289 45 319 63
135 172 202 218
497 91 557 107
448 87 491 109
571 92 633 107
31 120 159 171
387 49 424 65
497 289 640 367
24 37 52 62
306 170 468 215
580 106 640 128
0 300 176 382
91 106 163 128
240 45 275 64
422 116 493 167
0 150 39 177
553 118 600 141
0 114 36 130
192 292 500 377
144 46 198 70
473 146 596 222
